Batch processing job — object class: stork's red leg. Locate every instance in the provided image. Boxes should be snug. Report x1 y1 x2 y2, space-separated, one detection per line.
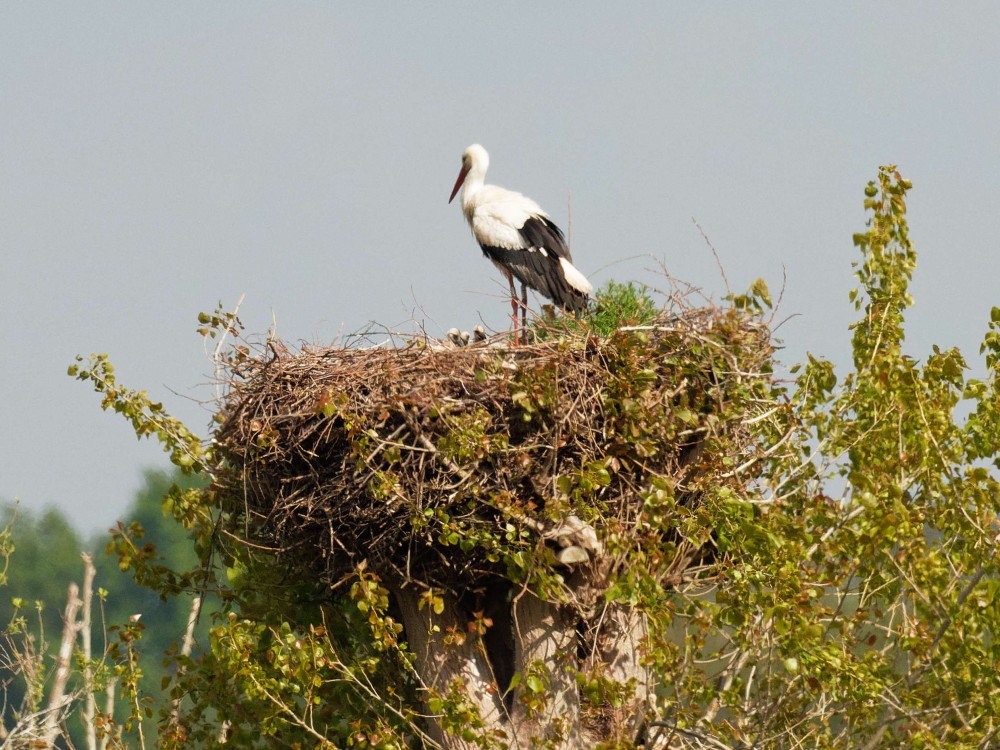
504 269 519 345
520 282 528 343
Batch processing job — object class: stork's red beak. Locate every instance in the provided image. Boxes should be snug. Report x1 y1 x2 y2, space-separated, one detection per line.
449 164 470 204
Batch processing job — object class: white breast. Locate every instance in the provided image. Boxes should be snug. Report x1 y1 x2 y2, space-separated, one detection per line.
466 185 547 250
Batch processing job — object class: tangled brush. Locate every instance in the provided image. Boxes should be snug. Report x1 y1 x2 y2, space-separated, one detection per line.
213 305 773 598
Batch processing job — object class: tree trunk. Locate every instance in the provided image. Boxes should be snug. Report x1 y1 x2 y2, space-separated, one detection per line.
392 584 504 750
510 591 582 748
588 604 654 744
393 581 649 749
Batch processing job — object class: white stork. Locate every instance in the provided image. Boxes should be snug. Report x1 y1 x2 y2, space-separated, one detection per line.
448 144 592 344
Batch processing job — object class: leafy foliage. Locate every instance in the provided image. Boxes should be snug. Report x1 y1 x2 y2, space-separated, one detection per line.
673 166 1000 748
585 280 659 336
531 279 658 340
39 165 1000 748
0 471 211 748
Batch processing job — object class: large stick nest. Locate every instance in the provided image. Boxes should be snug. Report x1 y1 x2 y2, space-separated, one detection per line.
213 306 773 594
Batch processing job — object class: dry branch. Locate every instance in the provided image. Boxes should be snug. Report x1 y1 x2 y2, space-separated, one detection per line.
41 582 81 748
81 553 97 750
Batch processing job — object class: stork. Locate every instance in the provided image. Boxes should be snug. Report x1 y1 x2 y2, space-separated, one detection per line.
449 144 592 344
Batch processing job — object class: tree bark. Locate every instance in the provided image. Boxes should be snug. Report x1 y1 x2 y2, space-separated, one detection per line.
41 582 82 748
591 604 654 743
167 593 204 734
511 592 582 748
392 584 504 750
392 580 600 749
80 554 97 750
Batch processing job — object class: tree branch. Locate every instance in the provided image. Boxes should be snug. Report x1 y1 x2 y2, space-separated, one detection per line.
80 554 97 750
41 582 82 747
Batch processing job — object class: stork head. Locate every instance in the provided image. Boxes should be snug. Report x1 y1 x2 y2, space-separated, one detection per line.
449 143 489 203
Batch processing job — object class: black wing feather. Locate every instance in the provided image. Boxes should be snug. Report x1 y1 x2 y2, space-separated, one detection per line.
518 216 571 261
480 216 587 312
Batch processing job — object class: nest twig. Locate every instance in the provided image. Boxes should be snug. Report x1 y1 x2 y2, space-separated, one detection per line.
213 306 772 596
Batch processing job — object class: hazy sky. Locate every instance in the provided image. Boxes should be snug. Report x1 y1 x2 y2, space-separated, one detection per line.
3 4 999 534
